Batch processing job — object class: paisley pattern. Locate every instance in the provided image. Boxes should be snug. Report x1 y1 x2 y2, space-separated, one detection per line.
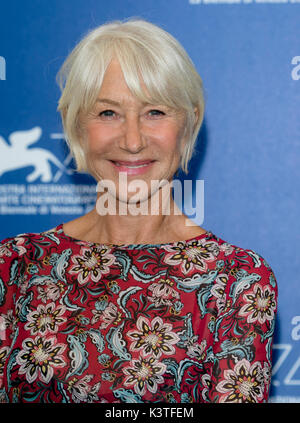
0 224 277 403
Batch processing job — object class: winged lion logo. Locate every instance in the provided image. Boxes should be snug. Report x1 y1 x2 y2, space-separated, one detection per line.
0 127 72 183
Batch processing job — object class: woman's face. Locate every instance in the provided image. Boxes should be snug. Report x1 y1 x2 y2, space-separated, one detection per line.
83 59 188 204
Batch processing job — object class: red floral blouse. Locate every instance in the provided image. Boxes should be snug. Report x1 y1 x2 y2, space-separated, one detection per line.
0 224 277 403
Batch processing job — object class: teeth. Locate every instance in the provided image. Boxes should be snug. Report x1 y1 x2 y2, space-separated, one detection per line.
126 164 149 168
115 163 150 168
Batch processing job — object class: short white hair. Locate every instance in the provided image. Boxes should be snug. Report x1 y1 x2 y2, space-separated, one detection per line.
56 17 205 174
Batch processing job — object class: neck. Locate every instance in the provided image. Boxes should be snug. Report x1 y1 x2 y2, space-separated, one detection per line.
89 185 185 244
63 182 206 245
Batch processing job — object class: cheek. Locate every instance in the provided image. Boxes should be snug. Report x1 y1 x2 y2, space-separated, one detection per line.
159 127 185 154
85 124 111 153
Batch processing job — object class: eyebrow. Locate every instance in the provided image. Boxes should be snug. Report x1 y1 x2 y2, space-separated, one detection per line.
96 98 152 107
96 98 122 106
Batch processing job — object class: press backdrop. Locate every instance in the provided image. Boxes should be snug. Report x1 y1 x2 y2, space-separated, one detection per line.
0 0 299 402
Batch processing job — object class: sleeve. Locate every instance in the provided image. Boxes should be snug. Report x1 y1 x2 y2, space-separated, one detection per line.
208 249 278 403
0 238 19 391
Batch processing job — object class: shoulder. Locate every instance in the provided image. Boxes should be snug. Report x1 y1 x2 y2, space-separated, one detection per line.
0 226 67 306
0 226 62 262
209 232 277 294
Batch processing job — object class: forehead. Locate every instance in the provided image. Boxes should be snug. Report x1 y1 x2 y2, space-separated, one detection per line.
98 58 150 102
100 59 134 90
95 59 185 122
102 59 125 83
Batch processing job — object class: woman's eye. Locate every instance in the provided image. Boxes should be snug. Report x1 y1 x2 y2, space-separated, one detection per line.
148 109 165 117
99 110 116 118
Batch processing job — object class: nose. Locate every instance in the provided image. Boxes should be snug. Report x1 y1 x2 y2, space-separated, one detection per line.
119 114 146 153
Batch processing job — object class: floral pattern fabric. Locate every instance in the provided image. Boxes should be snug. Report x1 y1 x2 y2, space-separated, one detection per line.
0 224 277 403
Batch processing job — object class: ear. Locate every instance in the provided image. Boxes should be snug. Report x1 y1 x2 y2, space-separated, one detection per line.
60 107 67 121
180 107 199 156
193 107 199 130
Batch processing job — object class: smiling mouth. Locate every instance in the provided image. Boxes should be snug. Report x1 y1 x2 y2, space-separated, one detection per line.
110 160 155 168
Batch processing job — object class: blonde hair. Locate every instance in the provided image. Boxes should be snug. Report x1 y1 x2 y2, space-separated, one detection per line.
56 17 205 174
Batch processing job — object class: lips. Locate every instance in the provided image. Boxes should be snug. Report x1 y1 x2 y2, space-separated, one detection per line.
109 159 155 175
111 160 155 167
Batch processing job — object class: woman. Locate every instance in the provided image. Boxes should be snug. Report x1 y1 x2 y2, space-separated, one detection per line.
0 18 277 403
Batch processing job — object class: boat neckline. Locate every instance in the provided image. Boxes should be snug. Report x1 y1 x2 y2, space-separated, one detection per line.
54 223 213 249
